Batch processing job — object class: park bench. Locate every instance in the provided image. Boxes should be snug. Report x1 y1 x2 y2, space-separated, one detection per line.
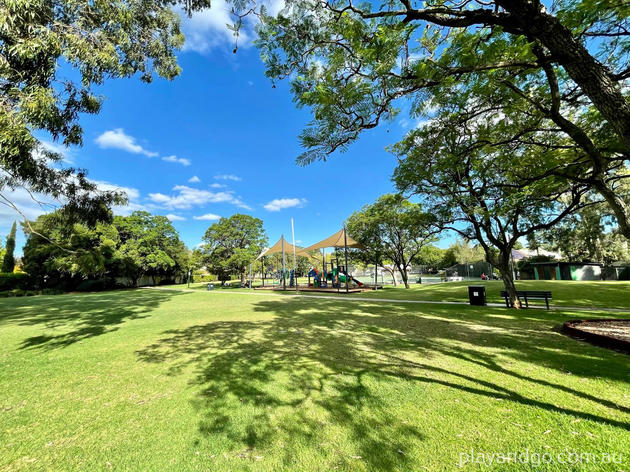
500 290 553 309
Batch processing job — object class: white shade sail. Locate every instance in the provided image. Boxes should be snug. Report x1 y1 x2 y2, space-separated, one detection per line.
255 235 310 261
300 228 364 252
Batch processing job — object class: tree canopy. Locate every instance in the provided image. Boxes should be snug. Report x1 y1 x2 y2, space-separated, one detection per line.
201 214 267 285
22 210 187 289
251 0 630 237
1 0 184 225
393 116 587 305
346 193 437 288
1 221 17 272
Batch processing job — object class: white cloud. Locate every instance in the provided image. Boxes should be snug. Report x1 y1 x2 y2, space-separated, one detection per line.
188 175 201 183
91 180 144 216
0 178 143 228
95 129 158 157
0 186 55 225
165 213 186 221
194 213 221 221
38 140 76 165
91 180 140 201
180 1 252 54
209 183 225 189
263 198 307 212
162 155 192 166
148 185 251 210
214 174 242 181
179 0 284 54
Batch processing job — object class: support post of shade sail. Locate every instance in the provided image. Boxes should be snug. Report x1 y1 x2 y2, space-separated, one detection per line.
344 226 349 293
291 218 298 293
281 236 286 290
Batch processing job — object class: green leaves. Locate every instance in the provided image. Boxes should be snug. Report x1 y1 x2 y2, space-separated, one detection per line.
1 0 183 226
346 193 438 285
201 214 267 281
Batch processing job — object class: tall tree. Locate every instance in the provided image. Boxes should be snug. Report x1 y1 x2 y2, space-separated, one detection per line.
250 0 630 236
1 221 17 273
1 0 183 225
346 194 438 288
393 116 588 307
444 239 486 269
22 213 120 288
201 214 267 285
540 195 630 264
114 212 187 286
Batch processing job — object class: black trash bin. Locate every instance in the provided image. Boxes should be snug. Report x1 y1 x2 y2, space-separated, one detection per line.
468 285 486 306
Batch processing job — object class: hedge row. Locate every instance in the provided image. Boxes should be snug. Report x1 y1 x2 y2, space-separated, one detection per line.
0 273 30 291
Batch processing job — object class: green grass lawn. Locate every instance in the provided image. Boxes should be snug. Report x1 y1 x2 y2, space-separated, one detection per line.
176 279 630 310
355 280 630 308
1 289 629 471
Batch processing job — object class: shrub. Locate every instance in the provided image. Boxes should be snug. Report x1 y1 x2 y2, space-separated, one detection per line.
3 289 38 297
75 279 115 292
41 288 64 296
193 274 217 283
0 273 31 291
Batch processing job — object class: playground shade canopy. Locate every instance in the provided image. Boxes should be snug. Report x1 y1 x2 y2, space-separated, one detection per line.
301 228 364 252
255 235 309 261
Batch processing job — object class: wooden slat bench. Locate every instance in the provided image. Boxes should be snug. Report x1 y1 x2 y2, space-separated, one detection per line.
500 290 553 309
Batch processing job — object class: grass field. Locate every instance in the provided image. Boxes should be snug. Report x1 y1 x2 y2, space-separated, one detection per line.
1 287 629 471
178 279 630 309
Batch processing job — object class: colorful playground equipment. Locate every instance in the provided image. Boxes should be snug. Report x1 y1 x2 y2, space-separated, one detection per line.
308 263 364 289
252 227 377 293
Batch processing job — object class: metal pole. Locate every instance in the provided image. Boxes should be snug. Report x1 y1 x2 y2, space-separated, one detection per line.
281 236 286 290
344 226 349 293
374 261 378 290
187 268 191 288
291 218 298 293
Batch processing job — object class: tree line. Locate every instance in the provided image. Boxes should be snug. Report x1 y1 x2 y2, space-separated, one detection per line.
1 0 629 307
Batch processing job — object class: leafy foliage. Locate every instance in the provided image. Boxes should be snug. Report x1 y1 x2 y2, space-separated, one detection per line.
392 114 588 305
1 221 16 272
346 193 437 287
21 210 187 289
253 0 630 236
201 214 267 284
539 196 630 264
114 211 187 285
1 0 184 225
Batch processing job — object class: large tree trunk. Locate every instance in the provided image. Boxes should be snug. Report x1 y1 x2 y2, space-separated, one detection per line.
382 266 397 286
399 266 410 288
496 252 521 309
240 271 246 286
593 180 630 240
498 0 630 151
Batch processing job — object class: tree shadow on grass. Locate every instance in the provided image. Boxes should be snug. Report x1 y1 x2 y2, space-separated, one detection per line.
136 297 630 468
0 289 183 350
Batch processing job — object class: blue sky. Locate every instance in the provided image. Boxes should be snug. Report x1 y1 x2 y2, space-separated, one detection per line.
2 4 453 253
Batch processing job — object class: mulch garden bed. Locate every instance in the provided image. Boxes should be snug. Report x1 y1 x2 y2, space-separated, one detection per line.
562 319 630 354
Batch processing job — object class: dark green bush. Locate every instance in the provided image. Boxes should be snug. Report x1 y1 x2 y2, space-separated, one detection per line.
193 274 217 283
0 273 31 291
41 288 64 295
75 279 116 292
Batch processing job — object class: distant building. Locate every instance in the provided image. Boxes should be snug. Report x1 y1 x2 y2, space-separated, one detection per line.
530 262 604 281
511 248 562 260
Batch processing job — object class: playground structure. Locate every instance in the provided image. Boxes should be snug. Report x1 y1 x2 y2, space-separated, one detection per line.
252 226 380 294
